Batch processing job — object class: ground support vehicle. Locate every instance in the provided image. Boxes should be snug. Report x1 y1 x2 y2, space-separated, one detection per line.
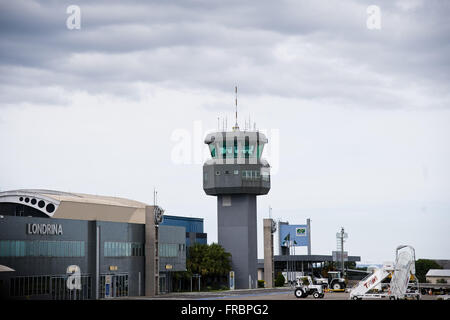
294 276 325 299
349 245 421 300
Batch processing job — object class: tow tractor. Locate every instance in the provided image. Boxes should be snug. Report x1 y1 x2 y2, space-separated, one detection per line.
327 271 346 290
306 271 346 290
294 276 325 299
349 245 421 300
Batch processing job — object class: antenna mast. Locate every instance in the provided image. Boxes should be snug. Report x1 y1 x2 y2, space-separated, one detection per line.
233 86 239 131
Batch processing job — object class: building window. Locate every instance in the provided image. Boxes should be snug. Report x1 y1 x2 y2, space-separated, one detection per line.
0 240 85 258
104 242 143 257
209 144 216 158
159 243 179 257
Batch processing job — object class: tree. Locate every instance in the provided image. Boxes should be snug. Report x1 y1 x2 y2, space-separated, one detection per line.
415 259 442 283
186 243 232 289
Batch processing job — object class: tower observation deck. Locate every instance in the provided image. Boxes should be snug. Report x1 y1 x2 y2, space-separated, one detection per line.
203 127 271 289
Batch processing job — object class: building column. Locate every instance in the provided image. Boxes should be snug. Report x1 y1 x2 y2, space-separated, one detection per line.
145 206 159 296
263 218 274 288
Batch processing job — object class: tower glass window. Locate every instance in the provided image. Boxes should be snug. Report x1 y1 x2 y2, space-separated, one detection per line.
209 145 216 158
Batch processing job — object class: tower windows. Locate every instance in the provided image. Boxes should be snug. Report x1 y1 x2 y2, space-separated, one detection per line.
242 170 262 180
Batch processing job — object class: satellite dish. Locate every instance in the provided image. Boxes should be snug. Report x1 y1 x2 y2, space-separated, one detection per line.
154 206 164 225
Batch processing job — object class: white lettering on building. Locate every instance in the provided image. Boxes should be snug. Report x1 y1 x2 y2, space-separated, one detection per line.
27 223 63 235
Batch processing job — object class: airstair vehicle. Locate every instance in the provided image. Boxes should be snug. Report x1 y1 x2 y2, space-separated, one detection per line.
349 245 421 300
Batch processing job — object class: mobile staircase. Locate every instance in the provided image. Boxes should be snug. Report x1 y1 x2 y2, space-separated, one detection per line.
349 245 421 300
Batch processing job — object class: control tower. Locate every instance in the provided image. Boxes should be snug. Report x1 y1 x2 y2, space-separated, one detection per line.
203 109 270 289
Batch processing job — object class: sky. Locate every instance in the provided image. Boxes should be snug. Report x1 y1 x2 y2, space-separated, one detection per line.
0 0 449 263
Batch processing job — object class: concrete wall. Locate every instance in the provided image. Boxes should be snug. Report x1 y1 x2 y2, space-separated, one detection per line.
217 194 257 289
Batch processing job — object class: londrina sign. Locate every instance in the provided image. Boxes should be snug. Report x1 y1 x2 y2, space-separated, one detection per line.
27 223 63 235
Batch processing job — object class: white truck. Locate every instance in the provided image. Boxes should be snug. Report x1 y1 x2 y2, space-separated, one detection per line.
349 245 421 300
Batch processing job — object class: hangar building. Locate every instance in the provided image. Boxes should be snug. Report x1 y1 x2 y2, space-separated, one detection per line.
0 189 200 299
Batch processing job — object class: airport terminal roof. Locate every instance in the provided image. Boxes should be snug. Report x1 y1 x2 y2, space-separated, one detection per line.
1 189 148 208
0 189 152 223
257 254 361 268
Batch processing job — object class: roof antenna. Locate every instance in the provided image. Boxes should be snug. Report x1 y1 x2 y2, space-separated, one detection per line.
232 86 239 131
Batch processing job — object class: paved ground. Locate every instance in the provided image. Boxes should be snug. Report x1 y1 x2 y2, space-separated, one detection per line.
125 287 444 300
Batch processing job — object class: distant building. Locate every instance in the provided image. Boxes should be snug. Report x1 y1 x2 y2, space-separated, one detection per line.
161 215 207 247
426 269 450 284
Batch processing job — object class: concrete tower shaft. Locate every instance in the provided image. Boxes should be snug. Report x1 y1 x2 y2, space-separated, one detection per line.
203 130 271 289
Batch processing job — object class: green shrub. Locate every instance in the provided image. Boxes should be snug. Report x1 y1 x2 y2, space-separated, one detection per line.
275 272 285 287
258 280 265 288
436 278 447 284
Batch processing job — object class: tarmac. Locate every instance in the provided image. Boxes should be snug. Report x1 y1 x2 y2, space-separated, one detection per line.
123 287 445 300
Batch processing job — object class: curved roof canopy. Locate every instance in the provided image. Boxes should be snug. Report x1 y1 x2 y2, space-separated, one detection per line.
0 189 151 224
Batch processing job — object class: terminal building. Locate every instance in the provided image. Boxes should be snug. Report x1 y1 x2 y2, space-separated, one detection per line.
257 220 361 282
0 189 205 299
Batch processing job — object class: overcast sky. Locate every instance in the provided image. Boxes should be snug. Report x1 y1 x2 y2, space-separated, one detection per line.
0 0 449 263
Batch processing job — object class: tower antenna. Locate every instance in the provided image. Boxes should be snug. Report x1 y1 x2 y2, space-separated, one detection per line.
233 86 239 131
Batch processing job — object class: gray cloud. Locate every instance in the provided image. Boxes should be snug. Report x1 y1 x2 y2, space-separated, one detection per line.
0 0 449 110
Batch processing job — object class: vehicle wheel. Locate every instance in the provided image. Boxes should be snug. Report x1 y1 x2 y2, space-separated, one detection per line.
389 296 397 300
295 289 304 298
332 282 342 290
313 292 320 299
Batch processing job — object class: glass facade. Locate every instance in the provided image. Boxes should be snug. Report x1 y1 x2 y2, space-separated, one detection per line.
159 243 185 257
0 240 85 257
209 140 263 159
161 216 204 233
99 274 128 298
103 242 144 257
